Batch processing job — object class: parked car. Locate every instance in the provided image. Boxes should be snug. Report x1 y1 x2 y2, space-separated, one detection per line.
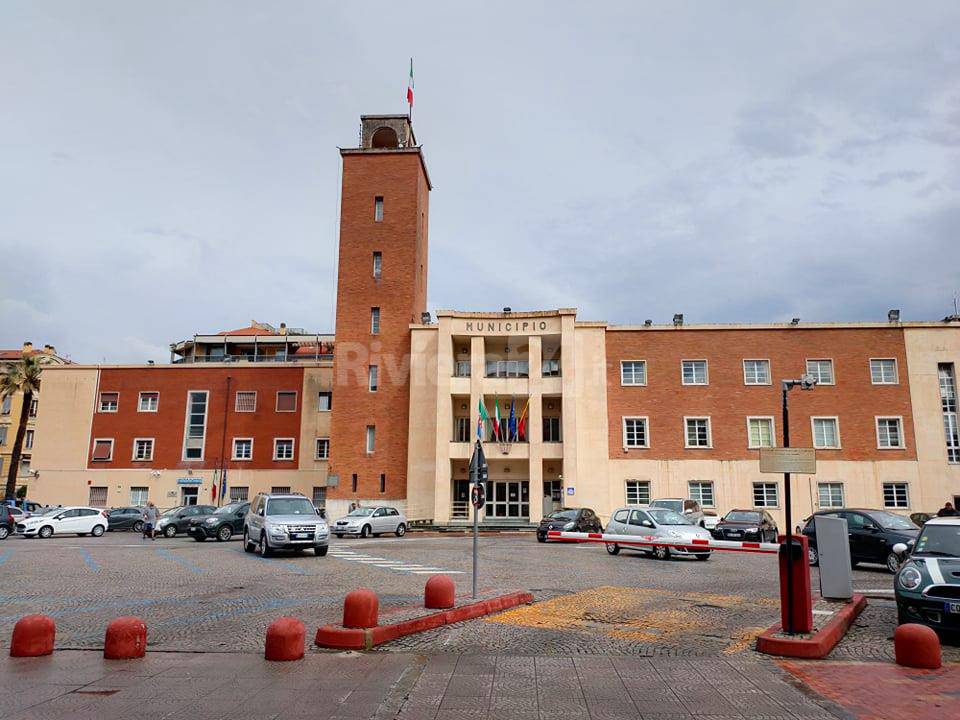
702 510 721 531
16 506 109 538
604 506 712 560
243 493 328 557
712 509 778 543
106 507 145 532
188 502 250 542
333 506 407 538
536 507 603 542
910 512 933 527
2 500 44 516
155 505 216 538
802 508 920 573
894 516 960 630
0 505 15 540
650 498 706 527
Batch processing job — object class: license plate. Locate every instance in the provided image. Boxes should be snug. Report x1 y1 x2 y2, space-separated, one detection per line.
292 533 309 540
728 531 741 537
947 602 960 614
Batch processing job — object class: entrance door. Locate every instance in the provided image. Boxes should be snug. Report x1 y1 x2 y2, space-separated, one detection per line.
484 481 529 519
181 487 199 505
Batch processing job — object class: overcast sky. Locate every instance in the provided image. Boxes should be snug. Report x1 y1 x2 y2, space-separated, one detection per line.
2 2 958 363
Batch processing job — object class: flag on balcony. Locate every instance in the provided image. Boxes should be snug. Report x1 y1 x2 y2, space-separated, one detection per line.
478 399 491 441
508 398 517 441
493 396 502 440
517 398 530 441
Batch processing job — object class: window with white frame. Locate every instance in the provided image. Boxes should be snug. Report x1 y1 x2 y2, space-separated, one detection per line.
368 365 378 392
183 391 208 460
372 251 382 278
132 438 154 461
374 196 384 222
870 359 898 384
0 426 7 445
681 360 708 385
543 417 562 442
688 481 715 508
620 361 647 386
454 417 471 442
274 438 294 461
753 482 779 507
812 417 840 449
232 438 253 461
317 391 332 411
877 417 904 449
315 437 329 460
98 392 119 412
747 417 775 448
938 363 959 463
235 391 257 413
371 307 381 334
130 487 149 506
365 425 376 453
229 486 249 502
883 482 909 508
138 392 159 412
29 398 37 417
685 417 711 447
25 429 34 450
276 391 297 412
91 438 114 462
818 482 844 508
622 417 648 448
1 396 10 414
625 480 650 505
806 359 834 385
743 359 771 385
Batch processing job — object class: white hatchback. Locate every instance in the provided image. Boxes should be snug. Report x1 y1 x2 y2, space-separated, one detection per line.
17 507 109 538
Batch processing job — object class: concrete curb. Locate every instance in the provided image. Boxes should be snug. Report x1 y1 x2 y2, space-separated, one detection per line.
756 594 867 659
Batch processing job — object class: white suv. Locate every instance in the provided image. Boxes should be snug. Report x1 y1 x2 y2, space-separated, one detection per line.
243 493 328 558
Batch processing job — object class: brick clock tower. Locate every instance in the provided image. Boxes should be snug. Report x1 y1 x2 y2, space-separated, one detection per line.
329 115 431 507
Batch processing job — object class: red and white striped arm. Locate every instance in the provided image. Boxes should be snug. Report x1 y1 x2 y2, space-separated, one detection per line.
545 530 780 555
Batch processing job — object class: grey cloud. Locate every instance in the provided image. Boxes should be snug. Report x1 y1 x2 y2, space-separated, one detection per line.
863 170 925 188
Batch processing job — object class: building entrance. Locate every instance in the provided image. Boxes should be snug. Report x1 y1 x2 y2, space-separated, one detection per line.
180 487 199 506
484 480 529 519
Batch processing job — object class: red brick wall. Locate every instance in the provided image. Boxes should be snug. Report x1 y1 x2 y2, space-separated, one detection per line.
329 151 429 498
88 366 305 470
606 328 916 461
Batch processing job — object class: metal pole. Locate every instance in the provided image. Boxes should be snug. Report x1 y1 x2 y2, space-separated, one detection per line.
782 385 794 634
472 491 479 600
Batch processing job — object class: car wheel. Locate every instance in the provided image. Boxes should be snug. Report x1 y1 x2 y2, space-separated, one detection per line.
39 525 53 539
0 526 9 540
164 525 177 538
808 546 819 566
652 545 669 560
133 521 144 533
217 525 232 542
537 534 547 543
259 533 272 558
243 529 255 553
695 553 711 561
91 524 105 537
360 524 371 538
606 543 620 555
885 551 902 574
315 545 328 556
335 534 343 539
396 523 406 537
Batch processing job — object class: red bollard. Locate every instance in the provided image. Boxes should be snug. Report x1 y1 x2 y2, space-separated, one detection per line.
265 617 305 661
342 589 379 629
424 575 455 609
104 616 147 659
778 534 813 634
894 624 941 669
10 614 56 657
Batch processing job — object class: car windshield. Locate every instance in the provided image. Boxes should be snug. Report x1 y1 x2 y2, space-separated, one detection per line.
647 508 690 526
651 500 683 513
725 511 761 523
162 507 183 517
36 507 61 516
347 508 375 517
871 511 918 531
214 503 243 515
547 510 578 520
266 498 315 516
913 525 960 556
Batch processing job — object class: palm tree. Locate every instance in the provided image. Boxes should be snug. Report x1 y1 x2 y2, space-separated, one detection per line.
1 353 49 501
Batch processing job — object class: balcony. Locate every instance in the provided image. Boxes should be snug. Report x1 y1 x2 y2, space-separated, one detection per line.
454 360 471 378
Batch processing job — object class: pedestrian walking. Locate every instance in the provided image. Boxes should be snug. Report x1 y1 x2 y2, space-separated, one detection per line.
937 501 958 517
142 502 160 540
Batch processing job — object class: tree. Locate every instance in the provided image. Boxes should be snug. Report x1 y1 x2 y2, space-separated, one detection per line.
1 353 50 501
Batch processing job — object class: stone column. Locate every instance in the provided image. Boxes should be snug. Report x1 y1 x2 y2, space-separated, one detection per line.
528 336 544 523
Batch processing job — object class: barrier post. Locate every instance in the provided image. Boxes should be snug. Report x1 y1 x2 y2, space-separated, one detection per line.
778 534 813 634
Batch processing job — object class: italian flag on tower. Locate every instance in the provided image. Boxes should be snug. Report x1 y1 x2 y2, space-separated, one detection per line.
406 58 414 113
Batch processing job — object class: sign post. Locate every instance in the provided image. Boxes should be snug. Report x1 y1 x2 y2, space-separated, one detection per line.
468 440 487 600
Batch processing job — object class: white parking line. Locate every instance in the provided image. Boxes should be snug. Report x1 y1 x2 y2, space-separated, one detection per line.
326 547 462 575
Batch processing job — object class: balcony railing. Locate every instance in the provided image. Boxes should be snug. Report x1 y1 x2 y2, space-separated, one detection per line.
175 353 333 364
542 359 561 377
451 500 470 519
486 360 529 378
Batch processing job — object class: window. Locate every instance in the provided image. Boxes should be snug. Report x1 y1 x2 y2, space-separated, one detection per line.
365 426 375 454
380 473 386 493
274 439 294 461
454 360 471 378
233 438 253 461
812 417 840 449
373 251 382 278
876 417 904 449
681 360 708 385
870 359 898 384
315 438 330 460
19 455 30 476
620 360 647 386
351 474 358 492
25 429 34 450
368 366 378 392
806 359 834 385
818 483 844 508
371 307 380 334
541 359 561 377
130 487 149 506
747 417 775 448
138 392 159 412
883 482 909 508
29 398 37 417
88 486 108 507
684 417 711 448
229 486 249 502
622 417 648 448
0 426 7 445
939 364 959 463
543 417 562 443
276 391 297 412
235 391 257 413
374 195 384 222
1 396 10 415
625 480 650 505
454 417 471 443
753 482 779 508
312 487 326 506
92 439 114 461
271 486 291 495
99 392 119 412
743 359 771 385
183 391 208 460
132 438 154 461
688 481 715 508
318 391 332 411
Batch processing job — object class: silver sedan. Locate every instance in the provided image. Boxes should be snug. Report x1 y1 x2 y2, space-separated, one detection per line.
604 506 713 561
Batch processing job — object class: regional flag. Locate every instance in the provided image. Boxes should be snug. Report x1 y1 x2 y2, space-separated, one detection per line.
478 399 491 441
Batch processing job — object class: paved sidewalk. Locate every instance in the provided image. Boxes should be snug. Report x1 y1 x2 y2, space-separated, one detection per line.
0 650 847 720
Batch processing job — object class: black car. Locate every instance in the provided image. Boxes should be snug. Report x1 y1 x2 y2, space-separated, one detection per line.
0 505 15 540
536 508 603 543
802 508 920 573
106 507 145 532
156 505 217 538
188 502 251 542
712 509 778 543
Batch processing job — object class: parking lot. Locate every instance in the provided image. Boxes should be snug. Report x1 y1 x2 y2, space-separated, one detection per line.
0 529 955 661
